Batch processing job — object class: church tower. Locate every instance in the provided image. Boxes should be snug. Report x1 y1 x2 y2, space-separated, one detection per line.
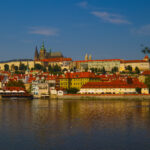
85 53 88 61
34 46 39 61
89 54 92 60
39 42 46 60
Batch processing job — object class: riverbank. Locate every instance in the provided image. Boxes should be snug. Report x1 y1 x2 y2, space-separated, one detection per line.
50 94 150 100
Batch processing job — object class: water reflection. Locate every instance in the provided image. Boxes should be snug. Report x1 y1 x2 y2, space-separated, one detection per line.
0 99 150 150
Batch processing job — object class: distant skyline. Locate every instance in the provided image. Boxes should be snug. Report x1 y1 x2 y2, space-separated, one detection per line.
0 0 150 61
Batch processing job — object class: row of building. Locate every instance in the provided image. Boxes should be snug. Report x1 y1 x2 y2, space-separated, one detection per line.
0 70 149 98
0 43 150 98
0 43 150 72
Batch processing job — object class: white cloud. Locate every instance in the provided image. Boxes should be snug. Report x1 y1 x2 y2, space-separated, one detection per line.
77 1 88 8
133 24 150 35
29 27 59 36
91 11 131 24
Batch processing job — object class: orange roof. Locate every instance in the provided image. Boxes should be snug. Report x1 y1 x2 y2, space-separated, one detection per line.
75 59 121 63
61 72 98 79
141 70 150 75
121 60 147 63
82 79 147 89
0 76 4 82
144 55 149 59
4 87 25 91
40 57 72 62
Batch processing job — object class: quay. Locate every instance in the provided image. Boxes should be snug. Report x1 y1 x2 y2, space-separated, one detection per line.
53 94 150 100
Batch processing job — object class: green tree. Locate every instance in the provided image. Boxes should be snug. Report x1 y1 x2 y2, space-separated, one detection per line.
34 64 42 70
111 67 118 73
66 88 79 94
48 65 53 72
90 68 95 73
141 46 150 55
136 87 141 94
4 64 9 71
42 67 47 72
14 66 18 71
54 64 61 72
145 76 150 89
135 67 140 74
101 67 106 74
62 68 68 72
85 67 88 72
125 65 132 73
19 64 26 71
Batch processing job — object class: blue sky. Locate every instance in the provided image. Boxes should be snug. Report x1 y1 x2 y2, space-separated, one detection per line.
0 0 150 61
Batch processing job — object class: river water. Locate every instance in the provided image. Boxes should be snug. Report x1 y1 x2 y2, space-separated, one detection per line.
0 99 150 150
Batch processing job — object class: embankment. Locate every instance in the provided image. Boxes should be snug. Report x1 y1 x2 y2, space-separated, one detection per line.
51 94 150 100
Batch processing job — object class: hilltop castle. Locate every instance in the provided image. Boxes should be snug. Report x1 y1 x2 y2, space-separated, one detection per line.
34 42 64 61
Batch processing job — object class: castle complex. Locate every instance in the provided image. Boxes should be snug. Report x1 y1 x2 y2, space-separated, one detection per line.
34 42 64 61
0 42 150 73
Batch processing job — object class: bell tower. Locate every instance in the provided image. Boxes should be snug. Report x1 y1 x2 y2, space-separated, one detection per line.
85 53 88 61
39 42 46 60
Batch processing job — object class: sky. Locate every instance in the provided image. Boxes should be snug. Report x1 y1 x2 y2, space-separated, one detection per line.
0 0 150 61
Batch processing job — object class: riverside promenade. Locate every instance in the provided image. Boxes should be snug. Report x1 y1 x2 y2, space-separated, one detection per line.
53 94 150 100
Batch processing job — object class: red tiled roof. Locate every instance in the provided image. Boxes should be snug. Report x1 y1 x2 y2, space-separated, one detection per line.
40 57 72 62
82 79 147 89
4 87 25 91
60 72 98 79
0 76 4 82
121 60 147 63
75 59 121 63
144 55 149 59
141 70 150 75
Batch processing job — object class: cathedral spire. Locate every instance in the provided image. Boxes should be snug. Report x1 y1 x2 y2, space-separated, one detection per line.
34 46 39 61
41 41 45 50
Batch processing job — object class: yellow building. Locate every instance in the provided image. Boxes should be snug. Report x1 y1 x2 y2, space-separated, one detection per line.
120 55 150 72
40 57 72 70
59 72 100 89
0 60 42 71
74 55 150 72
80 80 149 94
74 59 121 72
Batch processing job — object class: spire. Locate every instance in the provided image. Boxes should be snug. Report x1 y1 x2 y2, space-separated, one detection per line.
34 46 39 61
41 41 45 50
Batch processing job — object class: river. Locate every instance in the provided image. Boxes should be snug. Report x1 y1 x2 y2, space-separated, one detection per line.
0 99 150 150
